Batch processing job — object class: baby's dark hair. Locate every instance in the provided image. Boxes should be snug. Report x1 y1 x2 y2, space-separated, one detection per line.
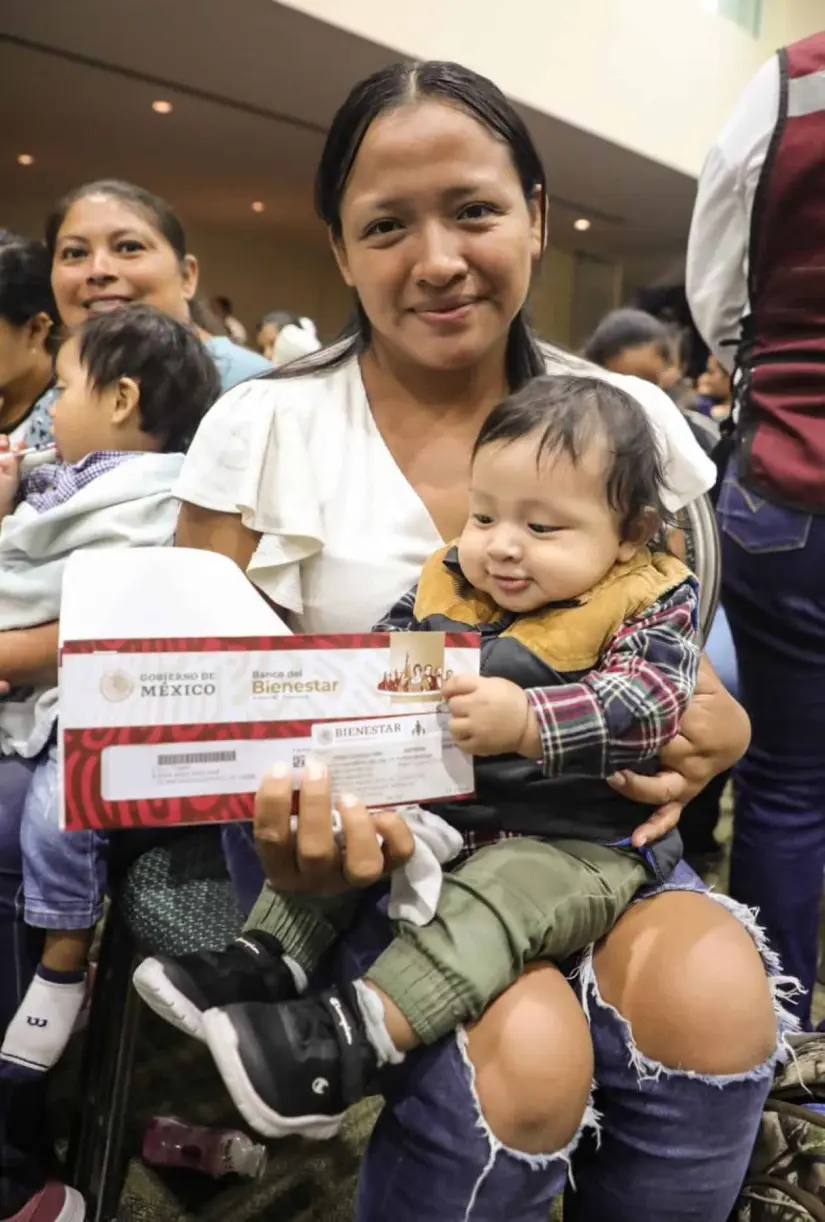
473 374 674 539
583 308 671 369
70 305 221 452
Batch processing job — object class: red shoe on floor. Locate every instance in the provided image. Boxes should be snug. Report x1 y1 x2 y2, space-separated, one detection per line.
4 1185 85 1222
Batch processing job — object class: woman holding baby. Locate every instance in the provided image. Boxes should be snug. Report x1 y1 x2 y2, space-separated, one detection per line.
127 60 785 1222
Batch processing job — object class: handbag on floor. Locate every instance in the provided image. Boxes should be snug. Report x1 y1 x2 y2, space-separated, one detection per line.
735 1034 825 1221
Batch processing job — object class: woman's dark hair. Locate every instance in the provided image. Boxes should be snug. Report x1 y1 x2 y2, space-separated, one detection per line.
269 60 549 387
73 303 222 452
0 231 59 348
474 373 674 539
583 308 672 369
45 179 187 262
45 179 224 335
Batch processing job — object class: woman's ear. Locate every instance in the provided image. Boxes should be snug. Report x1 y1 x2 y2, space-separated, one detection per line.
528 186 546 260
330 229 354 287
180 253 199 302
617 506 660 562
110 376 141 425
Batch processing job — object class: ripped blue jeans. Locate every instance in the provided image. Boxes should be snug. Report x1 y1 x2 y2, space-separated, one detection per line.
326 862 796 1222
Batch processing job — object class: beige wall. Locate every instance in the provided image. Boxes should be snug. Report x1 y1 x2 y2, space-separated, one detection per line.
184 227 352 341
780 1 825 44
278 0 821 178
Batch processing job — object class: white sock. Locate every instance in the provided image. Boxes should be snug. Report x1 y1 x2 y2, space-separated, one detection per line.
352 979 405 1066
0 968 87 1073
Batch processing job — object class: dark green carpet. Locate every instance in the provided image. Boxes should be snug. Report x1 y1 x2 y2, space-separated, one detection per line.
50 1007 381 1221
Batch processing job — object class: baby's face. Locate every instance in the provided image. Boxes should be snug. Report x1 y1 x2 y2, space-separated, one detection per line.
458 432 640 614
51 338 106 465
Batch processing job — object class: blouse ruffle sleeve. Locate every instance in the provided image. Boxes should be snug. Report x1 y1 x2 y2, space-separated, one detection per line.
175 380 324 615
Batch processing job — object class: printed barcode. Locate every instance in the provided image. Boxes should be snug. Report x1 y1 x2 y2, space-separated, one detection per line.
156 750 237 767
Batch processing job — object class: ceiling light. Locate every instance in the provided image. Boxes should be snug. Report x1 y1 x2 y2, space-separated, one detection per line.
251 201 265 213
17 154 35 167
151 100 173 114
574 218 591 232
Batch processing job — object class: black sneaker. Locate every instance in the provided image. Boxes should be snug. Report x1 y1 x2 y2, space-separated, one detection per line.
132 932 298 1042
201 985 377 1139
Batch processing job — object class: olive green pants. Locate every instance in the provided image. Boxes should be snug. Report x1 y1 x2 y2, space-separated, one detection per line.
245 837 650 1044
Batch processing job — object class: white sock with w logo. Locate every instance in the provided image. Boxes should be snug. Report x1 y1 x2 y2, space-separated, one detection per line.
1 967 86 1074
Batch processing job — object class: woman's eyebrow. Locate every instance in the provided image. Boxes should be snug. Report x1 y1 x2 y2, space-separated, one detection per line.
357 181 492 214
57 228 146 244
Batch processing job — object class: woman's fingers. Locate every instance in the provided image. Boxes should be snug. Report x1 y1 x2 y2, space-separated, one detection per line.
657 732 694 769
253 759 417 894
608 768 689 807
295 760 340 884
337 793 388 887
253 763 297 887
631 801 684 848
254 763 294 844
371 809 417 873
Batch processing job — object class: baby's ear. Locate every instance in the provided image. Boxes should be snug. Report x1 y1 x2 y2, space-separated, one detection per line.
617 506 660 562
110 376 140 425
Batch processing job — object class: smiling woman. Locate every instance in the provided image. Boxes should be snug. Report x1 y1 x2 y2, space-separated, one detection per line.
47 181 198 327
45 180 271 388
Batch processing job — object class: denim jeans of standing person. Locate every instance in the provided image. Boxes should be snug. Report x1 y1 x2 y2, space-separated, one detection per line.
321 864 793 1222
718 458 825 1028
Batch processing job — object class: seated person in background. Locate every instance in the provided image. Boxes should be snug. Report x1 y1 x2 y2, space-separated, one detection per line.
134 374 700 1141
583 307 675 386
584 308 718 455
696 355 733 422
255 311 319 365
0 304 221 1077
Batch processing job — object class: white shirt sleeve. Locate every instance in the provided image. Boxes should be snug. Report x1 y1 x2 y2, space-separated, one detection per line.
176 378 325 614
175 380 270 514
686 55 781 372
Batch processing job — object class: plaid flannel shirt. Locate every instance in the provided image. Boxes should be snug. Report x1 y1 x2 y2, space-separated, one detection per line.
376 578 700 854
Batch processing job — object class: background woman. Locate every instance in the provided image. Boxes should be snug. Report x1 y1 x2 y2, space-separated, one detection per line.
147 61 779 1222
47 180 271 389
256 309 320 365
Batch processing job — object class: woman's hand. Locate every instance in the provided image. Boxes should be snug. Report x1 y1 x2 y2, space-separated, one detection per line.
254 759 416 896
610 656 750 847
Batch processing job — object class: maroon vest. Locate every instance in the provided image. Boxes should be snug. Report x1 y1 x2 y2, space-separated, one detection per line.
737 32 825 511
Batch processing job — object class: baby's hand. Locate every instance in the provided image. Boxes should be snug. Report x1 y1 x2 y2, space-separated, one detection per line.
443 674 538 757
0 438 23 516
